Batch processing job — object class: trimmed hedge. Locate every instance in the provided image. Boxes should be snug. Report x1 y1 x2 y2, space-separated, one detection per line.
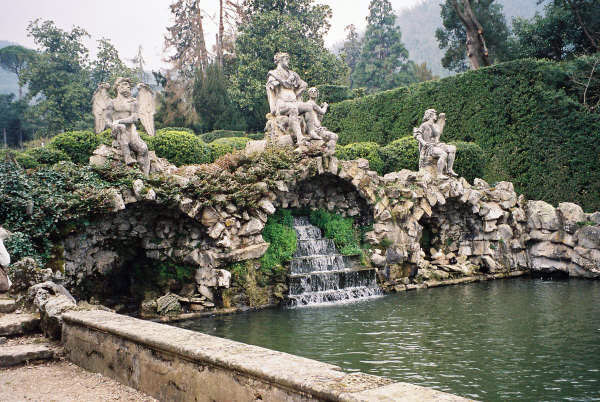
324 58 600 210
147 130 212 166
208 137 252 161
200 130 245 143
314 85 354 104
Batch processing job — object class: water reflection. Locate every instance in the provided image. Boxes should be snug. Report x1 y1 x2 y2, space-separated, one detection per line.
174 279 600 401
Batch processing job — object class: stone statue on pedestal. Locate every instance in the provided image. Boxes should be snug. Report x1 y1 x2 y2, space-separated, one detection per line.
264 52 338 155
413 109 458 178
0 227 12 292
92 77 155 175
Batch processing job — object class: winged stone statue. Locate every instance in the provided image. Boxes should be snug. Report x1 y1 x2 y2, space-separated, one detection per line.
92 77 155 175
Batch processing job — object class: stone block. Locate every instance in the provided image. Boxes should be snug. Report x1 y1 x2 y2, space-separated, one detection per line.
527 200 559 231
576 226 600 249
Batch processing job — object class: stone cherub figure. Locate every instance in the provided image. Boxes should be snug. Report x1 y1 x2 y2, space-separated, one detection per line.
305 87 338 155
92 77 155 175
413 109 458 178
266 52 320 145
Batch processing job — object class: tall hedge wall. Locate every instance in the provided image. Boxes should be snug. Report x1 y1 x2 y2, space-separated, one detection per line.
324 58 600 211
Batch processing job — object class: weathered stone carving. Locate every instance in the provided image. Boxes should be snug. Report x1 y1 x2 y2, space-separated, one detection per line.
0 227 12 292
92 78 155 175
305 87 338 155
265 53 338 155
413 109 458 178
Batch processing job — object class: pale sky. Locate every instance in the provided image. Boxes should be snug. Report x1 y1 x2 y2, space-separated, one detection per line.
0 0 425 70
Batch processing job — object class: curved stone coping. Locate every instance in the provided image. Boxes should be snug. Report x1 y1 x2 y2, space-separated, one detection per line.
62 310 470 401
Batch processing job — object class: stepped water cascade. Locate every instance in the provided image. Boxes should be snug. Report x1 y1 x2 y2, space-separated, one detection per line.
287 217 381 307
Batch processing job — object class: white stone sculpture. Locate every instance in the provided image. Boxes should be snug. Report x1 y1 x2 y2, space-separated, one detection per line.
264 53 338 155
305 87 338 155
413 109 458 178
0 227 12 292
92 78 155 175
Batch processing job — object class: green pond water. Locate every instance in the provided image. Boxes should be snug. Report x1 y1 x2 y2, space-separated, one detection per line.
174 278 600 401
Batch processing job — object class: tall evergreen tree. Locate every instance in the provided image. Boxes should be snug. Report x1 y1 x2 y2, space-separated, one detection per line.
340 25 362 87
351 0 414 92
193 63 246 132
436 0 510 72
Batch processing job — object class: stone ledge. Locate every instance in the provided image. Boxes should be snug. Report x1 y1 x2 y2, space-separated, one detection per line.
62 310 469 401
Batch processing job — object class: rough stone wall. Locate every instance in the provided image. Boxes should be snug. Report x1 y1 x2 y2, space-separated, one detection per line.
57 149 599 312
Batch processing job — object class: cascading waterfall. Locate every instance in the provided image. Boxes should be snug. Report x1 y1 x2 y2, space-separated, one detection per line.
287 217 381 307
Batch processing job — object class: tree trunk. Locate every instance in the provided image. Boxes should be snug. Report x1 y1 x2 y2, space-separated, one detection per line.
217 0 224 68
564 0 599 52
451 0 490 70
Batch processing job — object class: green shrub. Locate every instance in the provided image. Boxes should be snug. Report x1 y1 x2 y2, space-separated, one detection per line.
212 137 251 150
324 57 600 210
156 127 195 135
309 209 362 256
49 130 102 164
335 142 384 175
14 152 39 169
207 137 251 161
147 130 212 166
23 147 71 167
208 143 234 161
4 231 38 263
451 141 485 184
200 130 246 143
260 210 297 272
379 136 419 173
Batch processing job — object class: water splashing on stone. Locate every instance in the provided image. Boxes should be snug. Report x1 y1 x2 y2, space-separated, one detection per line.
287 217 381 307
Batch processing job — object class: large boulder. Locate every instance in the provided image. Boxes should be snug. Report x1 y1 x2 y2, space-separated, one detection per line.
557 202 586 234
28 281 77 339
576 226 600 250
527 200 560 231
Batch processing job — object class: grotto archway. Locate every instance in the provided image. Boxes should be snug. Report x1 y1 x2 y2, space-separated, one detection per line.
274 173 375 226
60 202 215 310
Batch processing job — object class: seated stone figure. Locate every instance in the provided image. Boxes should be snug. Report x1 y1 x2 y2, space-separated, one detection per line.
264 53 339 155
304 87 338 155
92 77 155 175
266 52 313 145
413 109 458 178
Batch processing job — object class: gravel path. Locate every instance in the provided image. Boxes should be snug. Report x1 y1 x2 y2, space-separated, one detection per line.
0 360 157 402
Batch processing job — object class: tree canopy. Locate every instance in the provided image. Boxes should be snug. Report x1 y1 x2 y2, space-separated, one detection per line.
351 0 415 92
436 0 511 72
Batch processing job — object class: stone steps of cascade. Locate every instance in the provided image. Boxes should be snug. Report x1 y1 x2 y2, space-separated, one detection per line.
289 266 377 279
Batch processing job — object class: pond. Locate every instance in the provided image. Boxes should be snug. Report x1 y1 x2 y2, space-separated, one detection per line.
174 278 600 401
